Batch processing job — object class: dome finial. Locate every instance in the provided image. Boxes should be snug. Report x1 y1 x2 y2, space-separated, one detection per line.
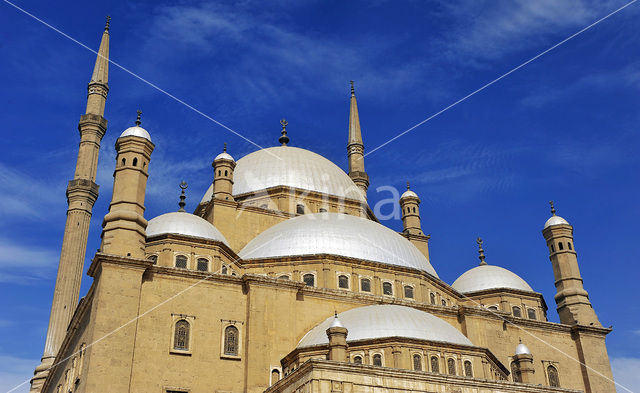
178 181 188 212
350 80 355 96
476 237 487 265
105 15 111 32
406 181 410 190
549 200 556 216
279 118 289 146
223 143 227 152
135 109 142 126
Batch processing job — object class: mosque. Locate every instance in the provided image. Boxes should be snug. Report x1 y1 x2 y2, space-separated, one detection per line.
29 20 615 393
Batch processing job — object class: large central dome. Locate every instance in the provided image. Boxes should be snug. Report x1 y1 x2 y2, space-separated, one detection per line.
201 146 365 203
238 213 438 277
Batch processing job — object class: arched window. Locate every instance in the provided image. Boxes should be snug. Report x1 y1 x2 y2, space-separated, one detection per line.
147 255 158 264
527 308 537 320
173 320 190 350
121 158 126 166
550 244 555 252
78 343 86 378
382 282 393 295
132 157 138 167
353 355 363 364
175 255 187 269
441 299 447 306
464 360 473 377
360 278 371 292
196 258 208 272
511 362 521 382
558 242 564 250
221 265 228 274
303 273 315 287
278 275 290 280
430 356 439 373
447 358 456 375
412 207 416 213
224 170 228 176
218 170 221 176
547 365 560 387
512 306 522 318
568 242 572 250
271 369 280 384
224 325 239 356
319 208 327 213
338 275 349 289
296 204 305 214
488 305 499 311
430 293 436 305
404 285 414 299
372 354 382 366
413 354 422 371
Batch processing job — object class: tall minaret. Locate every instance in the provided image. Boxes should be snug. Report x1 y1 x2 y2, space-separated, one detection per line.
347 81 369 196
542 201 601 326
30 18 110 392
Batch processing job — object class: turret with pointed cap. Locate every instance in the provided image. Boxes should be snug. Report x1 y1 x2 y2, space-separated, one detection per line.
31 18 113 392
326 311 348 361
347 81 369 196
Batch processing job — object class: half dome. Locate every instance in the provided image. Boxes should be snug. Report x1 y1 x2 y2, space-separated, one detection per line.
452 264 533 293
146 212 228 245
297 304 472 348
201 146 365 203
238 213 437 277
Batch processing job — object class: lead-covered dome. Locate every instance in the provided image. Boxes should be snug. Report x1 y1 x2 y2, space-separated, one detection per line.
201 146 365 203
146 212 228 245
452 264 533 293
238 213 437 277
297 305 472 348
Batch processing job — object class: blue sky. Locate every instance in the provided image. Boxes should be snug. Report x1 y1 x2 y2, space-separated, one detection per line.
1 0 639 391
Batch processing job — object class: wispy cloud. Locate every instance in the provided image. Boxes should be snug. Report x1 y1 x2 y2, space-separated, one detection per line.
0 162 65 222
611 356 640 392
0 355 33 393
0 238 58 283
438 0 622 65
522 62 640 107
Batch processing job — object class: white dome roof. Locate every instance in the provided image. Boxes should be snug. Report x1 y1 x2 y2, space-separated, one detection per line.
201 146 365 203
297 305 472 348
452 264 533 293
400 189 419 199
215 151 234 161
515 342 531 355
544 215 570 229
120 126 151 141
146 212 228 245
238 213 437 277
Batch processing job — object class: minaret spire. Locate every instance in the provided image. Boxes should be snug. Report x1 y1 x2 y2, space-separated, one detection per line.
347 81 369 196
31 20 111 392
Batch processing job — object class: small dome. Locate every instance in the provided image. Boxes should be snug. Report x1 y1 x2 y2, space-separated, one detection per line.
400 189 419 199
544 215 570 229
120 126 151 141
201 146 365 203
298 305 472 348
215 151 234 161
515 342 531 355
452 264 533 293
329 315 344 329
238 213 438 277
146 212 228 245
